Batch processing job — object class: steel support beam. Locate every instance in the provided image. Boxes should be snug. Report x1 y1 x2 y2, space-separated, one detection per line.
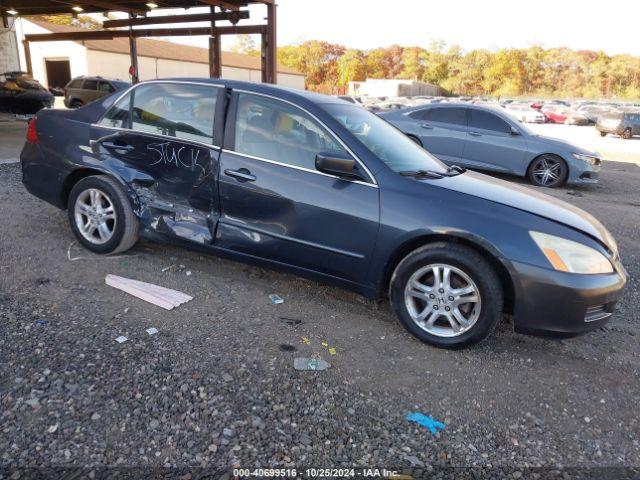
23 40 33 75
25 24 267 42
265 1 276 84
102 10 249 28
128 13 139 83
208 6 222 78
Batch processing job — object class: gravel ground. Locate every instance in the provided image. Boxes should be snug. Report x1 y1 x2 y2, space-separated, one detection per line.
1 146 639 478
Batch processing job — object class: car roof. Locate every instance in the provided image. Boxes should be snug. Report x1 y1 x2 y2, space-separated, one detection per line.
160 77 347 106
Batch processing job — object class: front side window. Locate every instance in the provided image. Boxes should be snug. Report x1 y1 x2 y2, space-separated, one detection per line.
130 83 217 144
470 109 511 134
234 93 346 170
429 107 467 126
324 103 447 174
98 93 131 129
407 109 431 120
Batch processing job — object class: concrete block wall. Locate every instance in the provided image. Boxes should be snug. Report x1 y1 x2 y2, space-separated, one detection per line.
0 23 20 73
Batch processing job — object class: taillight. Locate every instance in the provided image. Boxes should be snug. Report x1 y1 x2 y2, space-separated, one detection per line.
26 117 39 144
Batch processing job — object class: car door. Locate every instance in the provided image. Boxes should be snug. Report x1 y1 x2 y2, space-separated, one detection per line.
91 81 223 245
216 91 380 285
462 108 528 174
408 106 468 164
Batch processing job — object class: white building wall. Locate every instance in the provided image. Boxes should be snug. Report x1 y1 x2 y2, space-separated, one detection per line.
86 50 305 89
15 18 88 88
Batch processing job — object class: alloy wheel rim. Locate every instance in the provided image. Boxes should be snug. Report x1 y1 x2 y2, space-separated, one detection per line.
532 157 562 186
404 263 481 338
74 188 116 245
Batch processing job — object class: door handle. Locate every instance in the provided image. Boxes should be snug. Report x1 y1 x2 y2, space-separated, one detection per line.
420 123 434 129
224 168 256 182
469 131 482 136
101 141 135 152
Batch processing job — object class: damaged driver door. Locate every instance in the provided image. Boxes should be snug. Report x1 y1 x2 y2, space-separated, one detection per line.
91 82 225 246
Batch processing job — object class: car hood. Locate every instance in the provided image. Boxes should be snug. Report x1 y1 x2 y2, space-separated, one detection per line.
530 134 597 156
424 170 617 251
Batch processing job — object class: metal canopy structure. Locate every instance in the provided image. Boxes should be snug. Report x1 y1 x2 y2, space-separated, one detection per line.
1 0 277 84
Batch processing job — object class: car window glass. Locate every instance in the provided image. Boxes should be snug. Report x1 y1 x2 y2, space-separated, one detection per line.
130 83 217 144
429 107 467 126
325 103 447 174
470 109 511 134
98 93 131 129
83 79 98 90
98 81 114 93
408 109 430 120
69 79 83 88
234 93 347 170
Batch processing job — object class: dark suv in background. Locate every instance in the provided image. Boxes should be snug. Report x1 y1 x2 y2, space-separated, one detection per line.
597 111 640 139
64 76 130 109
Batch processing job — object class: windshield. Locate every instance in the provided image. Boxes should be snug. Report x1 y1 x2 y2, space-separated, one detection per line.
323 104 447 173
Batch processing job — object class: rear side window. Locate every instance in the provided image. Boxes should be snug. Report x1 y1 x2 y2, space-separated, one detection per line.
427 107 467 126
130 83 217 144
83 79 98 90
234 93 347 170
407 109 431 120
98 81 114 93
469 109 511 134
68 78 83 88
98 93 131 129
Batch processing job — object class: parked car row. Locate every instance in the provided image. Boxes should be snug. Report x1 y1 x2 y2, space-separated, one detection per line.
343 94 640 135
379 103 602 188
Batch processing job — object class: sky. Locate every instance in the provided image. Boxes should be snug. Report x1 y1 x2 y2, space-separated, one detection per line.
112 0 640 56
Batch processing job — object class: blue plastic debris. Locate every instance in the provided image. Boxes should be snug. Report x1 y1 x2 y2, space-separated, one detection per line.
406 412 446 435
269 294 284 305
35 319 48 326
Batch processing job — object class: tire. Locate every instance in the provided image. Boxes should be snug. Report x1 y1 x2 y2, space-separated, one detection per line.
599 131 607 137
622 128 632 140
389 242 503 349
67 175 139 254
407 134 423 147
70 100 83 109
527 154 568 188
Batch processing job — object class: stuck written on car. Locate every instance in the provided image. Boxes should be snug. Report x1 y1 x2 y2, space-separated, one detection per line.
21 79 626 348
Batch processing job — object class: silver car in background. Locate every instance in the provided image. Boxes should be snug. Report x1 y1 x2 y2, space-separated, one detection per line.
379 103 602 187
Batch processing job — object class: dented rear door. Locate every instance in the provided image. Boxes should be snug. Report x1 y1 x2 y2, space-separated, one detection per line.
90 82 225 246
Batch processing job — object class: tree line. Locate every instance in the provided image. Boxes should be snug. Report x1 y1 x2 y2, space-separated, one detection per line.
274 40 640 99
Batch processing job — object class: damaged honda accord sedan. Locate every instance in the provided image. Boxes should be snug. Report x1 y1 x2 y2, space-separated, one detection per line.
20 79 627 348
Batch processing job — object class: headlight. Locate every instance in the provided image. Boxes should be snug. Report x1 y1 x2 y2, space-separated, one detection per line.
572 153 599 165
530 231 613 274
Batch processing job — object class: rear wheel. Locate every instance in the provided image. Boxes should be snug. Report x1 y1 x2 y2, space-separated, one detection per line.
622 128 632 140
67 175 138 254
70 100 83 109
527 154 567 188
599 131 607 137
389 243 503 349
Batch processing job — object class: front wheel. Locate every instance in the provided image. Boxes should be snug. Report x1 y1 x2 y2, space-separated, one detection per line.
389 243 503 348
599 131 607 137
527 155 567 188
67 175 139 254
622 128 632 140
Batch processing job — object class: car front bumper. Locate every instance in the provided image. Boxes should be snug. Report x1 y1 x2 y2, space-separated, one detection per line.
510 259 627 338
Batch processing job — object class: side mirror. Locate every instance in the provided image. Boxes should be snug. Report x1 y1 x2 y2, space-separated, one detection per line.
315 152 364 181
510 126 521 136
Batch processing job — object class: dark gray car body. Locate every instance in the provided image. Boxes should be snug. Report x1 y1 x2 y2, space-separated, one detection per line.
380 104 601 185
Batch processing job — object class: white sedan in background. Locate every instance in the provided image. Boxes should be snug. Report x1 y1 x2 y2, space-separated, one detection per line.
505 104 546 123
